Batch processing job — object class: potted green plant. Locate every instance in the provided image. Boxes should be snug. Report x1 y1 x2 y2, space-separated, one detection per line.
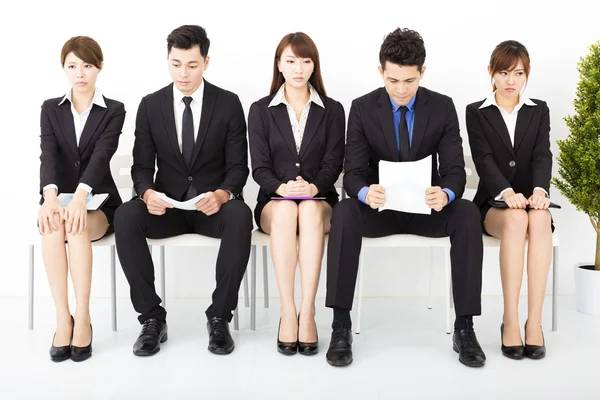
552 41 600 315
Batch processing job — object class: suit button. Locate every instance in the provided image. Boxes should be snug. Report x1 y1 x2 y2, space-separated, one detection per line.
74 161 80 168
295 163 300 168
188 176 193 181
509 161 516 167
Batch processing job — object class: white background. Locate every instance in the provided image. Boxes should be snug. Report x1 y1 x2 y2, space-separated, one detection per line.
0 0 598 305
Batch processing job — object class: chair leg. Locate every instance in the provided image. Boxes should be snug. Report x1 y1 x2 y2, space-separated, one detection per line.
428 248 434 310
243 270 249 308
110 245 117 332
28 244 34 330
233 307 239 331
262 245 269 308
250 245 257 331
552 246 558 332
445 250 452 334
355 252 364 335
160 246 166 308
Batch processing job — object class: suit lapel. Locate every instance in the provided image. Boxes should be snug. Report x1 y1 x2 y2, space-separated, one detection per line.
376 89 400 162
298 101 325 159
160 84 187 168
513 105 534 152
270 104 299 157
191 81 216 166
480 106 515 155
78 103 108 154
409 88 430 161
55 103 80 158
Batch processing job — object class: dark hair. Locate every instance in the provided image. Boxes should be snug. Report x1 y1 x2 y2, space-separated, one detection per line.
269 32 326 96
60 36 103 69
379 28 426 72
167 25 210 58
489 40 531 90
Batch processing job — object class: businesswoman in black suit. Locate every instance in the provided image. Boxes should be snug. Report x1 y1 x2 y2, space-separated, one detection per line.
466 40 552 360
38 36 125 362
248 32 345 355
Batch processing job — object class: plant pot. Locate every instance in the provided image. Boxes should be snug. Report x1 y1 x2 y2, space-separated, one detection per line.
575 263 600 315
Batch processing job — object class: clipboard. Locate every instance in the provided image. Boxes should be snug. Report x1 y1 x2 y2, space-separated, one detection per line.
57 193 110 211
271 196 326 200
486 198 561 209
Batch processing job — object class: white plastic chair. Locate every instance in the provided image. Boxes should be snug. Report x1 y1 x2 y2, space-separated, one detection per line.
28 154 132 331
354 156 560 334
247 174 342 331
147 235 249 331
464 155 560 332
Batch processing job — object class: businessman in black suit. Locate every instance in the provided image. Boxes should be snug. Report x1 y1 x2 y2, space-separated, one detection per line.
114 25 252 357
325 28 486 368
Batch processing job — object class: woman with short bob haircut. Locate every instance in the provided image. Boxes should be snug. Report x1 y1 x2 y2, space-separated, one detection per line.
39 36 125 362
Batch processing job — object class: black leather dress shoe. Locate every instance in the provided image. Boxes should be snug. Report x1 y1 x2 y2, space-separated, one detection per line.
500 323 524 360
71 324 93 362
297 315 318 356
524 320 546 360
207 317 235 355
326 327 353 367
277 318 297 355
133 318 168 356
50 315 73 362
453 327 486 367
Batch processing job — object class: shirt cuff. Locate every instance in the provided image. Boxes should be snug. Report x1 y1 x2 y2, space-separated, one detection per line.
226 190 235 200
77 183 93 194
442 188 455 204
495 187 512 201
533 187 549 198
358 186 369 205
43 184 58 195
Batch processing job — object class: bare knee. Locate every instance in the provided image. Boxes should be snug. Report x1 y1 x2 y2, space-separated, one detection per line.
41 214 66 239
527 210 552 234
298 200 324 226
503 209 528 235
270 201 299 229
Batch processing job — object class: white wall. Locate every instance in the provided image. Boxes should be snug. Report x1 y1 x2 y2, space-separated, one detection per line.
1 0 598 302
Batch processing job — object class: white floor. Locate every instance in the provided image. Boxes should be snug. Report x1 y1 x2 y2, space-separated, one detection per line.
2 295 600 400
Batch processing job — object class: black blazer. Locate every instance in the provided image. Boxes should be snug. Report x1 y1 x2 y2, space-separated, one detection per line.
248 93 345 203
39 95 126 209
131 81 249 200
465 99 552 208
343 86 466 199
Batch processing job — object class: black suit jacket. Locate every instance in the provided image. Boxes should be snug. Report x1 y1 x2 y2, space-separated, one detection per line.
466 99 552 208
132 81 249 200
343 86 466 199
39 96 126 209
248 94 345 203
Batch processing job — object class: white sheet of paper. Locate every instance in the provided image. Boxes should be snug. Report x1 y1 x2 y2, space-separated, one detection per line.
57 193 109 211
156 192 205 211
379 155 432 215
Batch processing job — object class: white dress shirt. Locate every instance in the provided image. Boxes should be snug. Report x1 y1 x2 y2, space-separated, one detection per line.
268 83 325 153
43 88 107 196
478 92 547 200
173 81 204 152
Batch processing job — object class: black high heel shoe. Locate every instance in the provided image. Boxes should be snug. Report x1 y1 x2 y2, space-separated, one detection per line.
500 323 524 360
298 314 318 356
277 318 297 355
70 322 93 362
50 315 74 362
524 320 546 360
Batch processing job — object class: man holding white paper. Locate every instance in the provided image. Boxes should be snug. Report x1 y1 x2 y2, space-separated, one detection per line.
113 25 252 357
325 28 486 369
